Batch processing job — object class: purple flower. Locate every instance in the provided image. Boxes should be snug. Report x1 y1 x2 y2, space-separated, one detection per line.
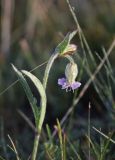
58 77 81 92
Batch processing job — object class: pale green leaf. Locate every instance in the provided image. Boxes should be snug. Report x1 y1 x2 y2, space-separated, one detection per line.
22 70 47 131
12 64 39 125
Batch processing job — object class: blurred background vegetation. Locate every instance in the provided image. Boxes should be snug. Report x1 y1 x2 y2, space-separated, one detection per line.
0 0 115 159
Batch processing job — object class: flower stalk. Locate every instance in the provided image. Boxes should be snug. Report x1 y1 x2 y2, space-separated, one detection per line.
31 31 77 160
43 52 59 89
31 52 59 160
13 31 78 160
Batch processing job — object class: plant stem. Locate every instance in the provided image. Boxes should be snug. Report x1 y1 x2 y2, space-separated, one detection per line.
31 134 40 160
65 55 75 64
31 52 59 160
88 103 91 160
43 52 59 89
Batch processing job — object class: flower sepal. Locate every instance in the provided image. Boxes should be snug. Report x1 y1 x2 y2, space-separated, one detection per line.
55 30 77 56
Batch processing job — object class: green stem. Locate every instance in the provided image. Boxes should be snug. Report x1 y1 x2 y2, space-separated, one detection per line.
31 134 40 160
31 52 59 160
65 55 75 64
43 52 59 89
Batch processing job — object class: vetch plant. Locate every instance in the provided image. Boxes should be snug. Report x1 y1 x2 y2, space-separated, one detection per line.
12 30 81 160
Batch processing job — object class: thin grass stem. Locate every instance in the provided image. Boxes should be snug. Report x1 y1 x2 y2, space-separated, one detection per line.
88 103 91 160
66 136 82 160
66 0 96 67
92 127 115 144
7 135 21 160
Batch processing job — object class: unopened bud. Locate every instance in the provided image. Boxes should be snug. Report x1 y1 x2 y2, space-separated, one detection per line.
62 44 77 56
65 63 78 84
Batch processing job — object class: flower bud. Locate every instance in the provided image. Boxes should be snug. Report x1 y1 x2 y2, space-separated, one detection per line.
65 63 78 84
62 44 77 56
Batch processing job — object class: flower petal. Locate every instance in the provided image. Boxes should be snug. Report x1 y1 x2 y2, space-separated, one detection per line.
58 78 66 86
71 81 81 90
62 83 69 89
58 77 81 92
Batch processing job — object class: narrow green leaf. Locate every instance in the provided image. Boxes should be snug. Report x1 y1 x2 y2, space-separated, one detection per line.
55 30 77 55
100 134 112 160
86 135 99 159
22 70 47 131
46 124 53 142
56 119 65 160
12 64 39 125
56 119 63 147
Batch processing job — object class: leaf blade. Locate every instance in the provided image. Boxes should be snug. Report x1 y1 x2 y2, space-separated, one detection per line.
12 64 39 125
